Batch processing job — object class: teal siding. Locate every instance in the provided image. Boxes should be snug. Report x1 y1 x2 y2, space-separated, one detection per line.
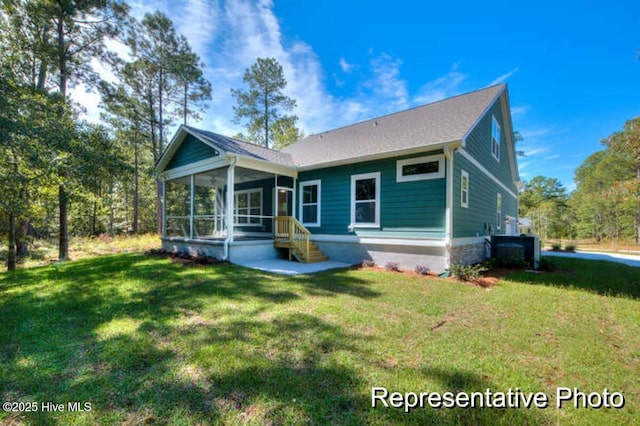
166 134 219 170
463 99 517 194
453 95 518 238
298 152 446 238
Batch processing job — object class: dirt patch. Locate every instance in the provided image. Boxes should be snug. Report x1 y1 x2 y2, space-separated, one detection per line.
353 264 516 289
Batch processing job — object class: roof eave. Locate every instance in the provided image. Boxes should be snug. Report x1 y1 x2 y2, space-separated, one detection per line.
294 141 463 171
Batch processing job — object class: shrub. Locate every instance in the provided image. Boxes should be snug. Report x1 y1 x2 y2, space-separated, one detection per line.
551 243 561 251
414 265 430 275
362 259 376 268
450 263 487 282
500 255 528 269
384 261 401 272
537 256 556 271
564 244 576 252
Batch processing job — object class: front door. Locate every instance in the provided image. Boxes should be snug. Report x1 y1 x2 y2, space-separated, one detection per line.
277 188 293 217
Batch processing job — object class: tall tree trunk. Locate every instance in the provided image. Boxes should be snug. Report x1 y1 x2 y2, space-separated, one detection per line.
91 185 98 235
17 219 31 257
109 182 115 234
17 186 30 257
263 90 269 149
133 138 139 234
156 69 164 235
8 211 17 272
57 12 69 261
183 81 188 125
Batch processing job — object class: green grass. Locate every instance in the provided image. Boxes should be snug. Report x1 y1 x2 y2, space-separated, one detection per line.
1 255 638 424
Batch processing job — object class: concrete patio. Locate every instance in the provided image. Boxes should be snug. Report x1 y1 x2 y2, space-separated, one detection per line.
233 258 353 275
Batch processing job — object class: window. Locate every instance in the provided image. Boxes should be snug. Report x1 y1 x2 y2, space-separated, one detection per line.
300 180 321 226
496 193 502 230
396 155 445 182
234 188 262 225
461 170 469 208
351 172 381 227
491 115 501 161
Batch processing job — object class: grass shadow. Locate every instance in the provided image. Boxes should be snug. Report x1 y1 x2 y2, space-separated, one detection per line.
0 253 380 423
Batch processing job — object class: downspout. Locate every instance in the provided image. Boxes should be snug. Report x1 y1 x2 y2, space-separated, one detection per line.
222 156 237 261
444 145 454 269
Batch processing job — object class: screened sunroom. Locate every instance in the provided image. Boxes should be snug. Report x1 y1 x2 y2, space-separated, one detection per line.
156 126 301 262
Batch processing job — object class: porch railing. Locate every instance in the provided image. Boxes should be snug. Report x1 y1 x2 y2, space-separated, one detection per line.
274 216 310 261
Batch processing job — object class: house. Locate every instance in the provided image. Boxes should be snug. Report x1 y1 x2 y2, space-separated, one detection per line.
155 83 520 271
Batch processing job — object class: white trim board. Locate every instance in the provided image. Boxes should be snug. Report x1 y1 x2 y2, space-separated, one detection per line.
457 149 518 199
310 234 447 248
451 237 490 247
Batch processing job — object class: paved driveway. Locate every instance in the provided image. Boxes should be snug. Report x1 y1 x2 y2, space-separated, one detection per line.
543 250 640 267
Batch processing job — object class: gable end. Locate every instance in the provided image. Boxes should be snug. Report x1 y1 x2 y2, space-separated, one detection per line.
165 134 220 171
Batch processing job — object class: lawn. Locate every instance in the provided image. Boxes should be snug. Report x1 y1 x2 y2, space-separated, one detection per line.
1 254 638 425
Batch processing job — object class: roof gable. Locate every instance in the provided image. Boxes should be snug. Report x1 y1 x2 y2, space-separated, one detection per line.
156 125 295 174
165 134 220 171
283 84 506 168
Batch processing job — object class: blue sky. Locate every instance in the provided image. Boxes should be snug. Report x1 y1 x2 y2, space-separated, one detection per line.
76 0 640 191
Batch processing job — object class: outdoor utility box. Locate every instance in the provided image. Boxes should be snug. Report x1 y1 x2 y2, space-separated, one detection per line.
491 235 540 268
496 243 524 260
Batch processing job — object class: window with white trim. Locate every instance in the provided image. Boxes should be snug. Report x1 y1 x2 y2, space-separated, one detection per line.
491 115 501 161
461 170 469 208
396 155 445 182
300 180 321 226
234 188 262 225
496 193 502 230
351 172 380 227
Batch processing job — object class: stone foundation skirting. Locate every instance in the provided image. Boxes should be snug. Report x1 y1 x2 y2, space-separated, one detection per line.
450 240 490 266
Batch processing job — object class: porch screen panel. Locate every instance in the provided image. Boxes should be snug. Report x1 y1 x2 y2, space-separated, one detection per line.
165 178 191 238
194 175 218 238
250 191 261 224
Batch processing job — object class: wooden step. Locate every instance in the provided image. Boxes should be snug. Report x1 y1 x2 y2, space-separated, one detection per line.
291 246 328 263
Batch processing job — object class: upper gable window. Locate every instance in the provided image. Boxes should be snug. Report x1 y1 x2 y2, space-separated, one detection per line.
491 115 501 161
396 155 445 182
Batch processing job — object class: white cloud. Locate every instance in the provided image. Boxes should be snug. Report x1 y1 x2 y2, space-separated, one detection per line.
524 146 550 156
511 105 530 116
519 127 552 141
339 57 354 73
363 53 409 113
68 1 477 141
414 64 467 105
175 0 221 56
489 67 519 86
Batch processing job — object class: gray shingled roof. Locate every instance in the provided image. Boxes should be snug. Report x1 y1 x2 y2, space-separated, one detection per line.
184 126 295 167
283 84 506 168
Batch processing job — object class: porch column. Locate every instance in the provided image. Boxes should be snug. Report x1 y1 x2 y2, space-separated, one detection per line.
161 180 166 237
226 160 236 242
189 174 195 240
292 176 297 219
